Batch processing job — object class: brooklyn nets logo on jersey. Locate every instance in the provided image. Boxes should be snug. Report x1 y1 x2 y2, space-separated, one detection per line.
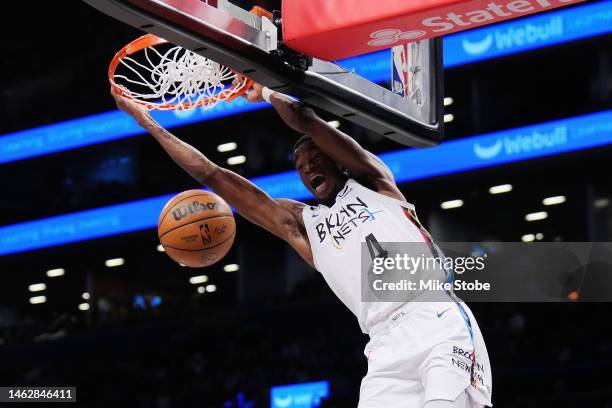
313 192 384 249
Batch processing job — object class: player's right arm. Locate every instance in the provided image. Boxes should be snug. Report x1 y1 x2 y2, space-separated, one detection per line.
111 91 313 266
240 81 405 201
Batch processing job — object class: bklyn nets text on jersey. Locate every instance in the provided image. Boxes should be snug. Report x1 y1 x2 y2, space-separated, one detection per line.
314 196 383 247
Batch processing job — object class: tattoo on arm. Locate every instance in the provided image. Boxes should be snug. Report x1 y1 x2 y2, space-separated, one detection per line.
145 122 218 184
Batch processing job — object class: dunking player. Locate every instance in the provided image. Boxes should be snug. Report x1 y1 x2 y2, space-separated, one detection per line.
112 80 493 407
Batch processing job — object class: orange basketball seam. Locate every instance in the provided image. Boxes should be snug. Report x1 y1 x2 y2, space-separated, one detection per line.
158 215 235 240
161 231 236 252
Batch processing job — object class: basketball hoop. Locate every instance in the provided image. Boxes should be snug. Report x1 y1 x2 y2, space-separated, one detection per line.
109 34 253 111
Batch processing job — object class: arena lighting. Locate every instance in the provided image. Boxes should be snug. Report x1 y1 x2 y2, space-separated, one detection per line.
521 234 536 242
217 142 237 153
105 257 124 267
206 284 217 293
489 184 513 194
442 0 612 67
28 283 46 292
0 99 267 165
2 110 612 256
153 295 169 306
595 198 610 209
2 0 611 164
29 295 46 305
568 290 579 301
443 114 454 123
536 233 544 240
444 97 454 107
78 303 90 311
526 211 548 221
543 195 566 206
270 381 330 408
189 275 208 285
227 155 246 165
441 199 464 210
46 268 65 277
197 286 206 294
156 244 165 252
82 292 90 300
223 264 239 273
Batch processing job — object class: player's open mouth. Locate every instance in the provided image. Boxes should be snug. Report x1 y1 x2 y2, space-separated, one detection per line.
310 174 327 194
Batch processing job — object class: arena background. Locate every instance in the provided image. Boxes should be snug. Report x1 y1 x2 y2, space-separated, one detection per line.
1 0 612 407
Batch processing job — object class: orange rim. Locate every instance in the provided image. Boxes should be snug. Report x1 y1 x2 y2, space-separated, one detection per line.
109 33 253 110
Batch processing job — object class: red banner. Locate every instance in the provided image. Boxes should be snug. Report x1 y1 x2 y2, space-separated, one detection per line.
282 0 587 61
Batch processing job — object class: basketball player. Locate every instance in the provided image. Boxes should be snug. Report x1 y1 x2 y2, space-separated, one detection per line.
111 82 493 408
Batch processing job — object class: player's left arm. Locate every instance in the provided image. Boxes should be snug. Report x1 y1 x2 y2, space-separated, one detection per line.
243 82 405 201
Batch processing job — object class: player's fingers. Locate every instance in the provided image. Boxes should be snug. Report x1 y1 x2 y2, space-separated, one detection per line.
233 74 246 88
110 93 123 108
246 92 260 103
110 89 127 107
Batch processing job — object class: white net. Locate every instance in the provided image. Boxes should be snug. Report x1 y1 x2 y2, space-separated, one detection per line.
112 43 248 110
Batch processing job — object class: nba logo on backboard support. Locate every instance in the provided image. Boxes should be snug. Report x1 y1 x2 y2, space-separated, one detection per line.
392 43 424 107
392 45 408 98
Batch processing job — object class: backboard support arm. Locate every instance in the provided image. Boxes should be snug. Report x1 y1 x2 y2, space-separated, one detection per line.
84 0 444 147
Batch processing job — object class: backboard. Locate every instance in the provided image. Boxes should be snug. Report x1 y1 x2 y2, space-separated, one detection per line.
83 0 444 147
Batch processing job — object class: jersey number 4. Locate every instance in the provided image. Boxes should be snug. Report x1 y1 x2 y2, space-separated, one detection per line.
365 233 388 261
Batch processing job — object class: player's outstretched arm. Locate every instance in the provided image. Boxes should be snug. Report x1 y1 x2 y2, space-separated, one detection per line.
111 91 313 266
244 84 405 201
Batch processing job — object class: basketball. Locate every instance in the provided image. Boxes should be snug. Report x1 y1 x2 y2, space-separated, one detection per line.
158 190 236 267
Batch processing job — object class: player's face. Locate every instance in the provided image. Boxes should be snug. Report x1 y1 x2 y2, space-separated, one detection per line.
294 143 344 202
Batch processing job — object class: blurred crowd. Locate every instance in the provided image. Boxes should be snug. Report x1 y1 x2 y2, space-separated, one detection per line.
1 277 612 408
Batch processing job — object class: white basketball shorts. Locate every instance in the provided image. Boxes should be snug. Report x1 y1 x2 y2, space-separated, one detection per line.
358 299 493 408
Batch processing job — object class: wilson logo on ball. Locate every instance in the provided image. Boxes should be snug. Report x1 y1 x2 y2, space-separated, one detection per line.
172 201 220 221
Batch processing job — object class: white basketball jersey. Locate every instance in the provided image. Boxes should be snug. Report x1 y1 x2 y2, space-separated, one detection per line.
302 178 444 333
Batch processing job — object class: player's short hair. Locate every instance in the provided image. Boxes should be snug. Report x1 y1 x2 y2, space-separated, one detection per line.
293 135 314 152
292 135 315 165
